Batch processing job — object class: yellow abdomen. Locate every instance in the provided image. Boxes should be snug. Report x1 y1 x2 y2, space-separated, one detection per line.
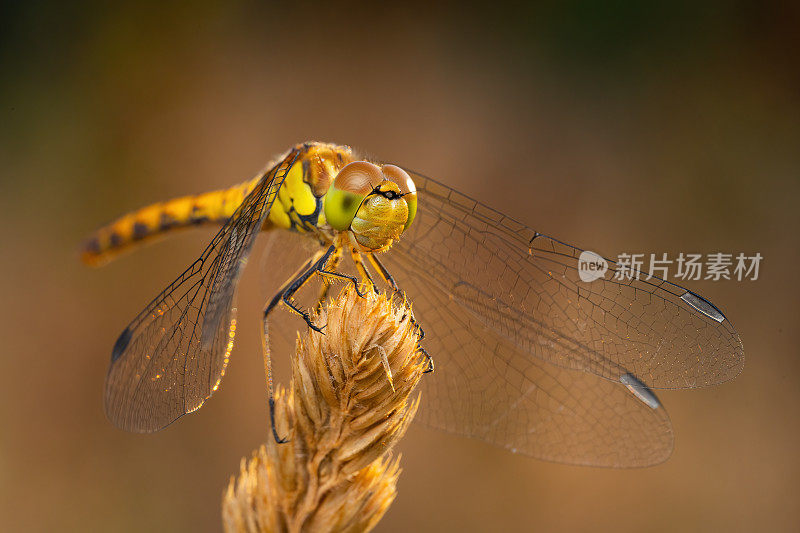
80 179 259 266
80 142 353 266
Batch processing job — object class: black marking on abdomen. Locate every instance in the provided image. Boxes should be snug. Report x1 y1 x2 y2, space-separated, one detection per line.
190 204 210 224
84 237 101 254
133 222 149 240
160 212 177 231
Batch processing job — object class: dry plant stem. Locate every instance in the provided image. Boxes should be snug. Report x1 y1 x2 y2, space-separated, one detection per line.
223 287 425 533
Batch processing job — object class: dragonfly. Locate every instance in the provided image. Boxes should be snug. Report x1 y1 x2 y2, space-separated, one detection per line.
82 141 744 467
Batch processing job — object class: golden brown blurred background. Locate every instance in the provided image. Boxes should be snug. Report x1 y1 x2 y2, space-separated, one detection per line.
2 1 799 531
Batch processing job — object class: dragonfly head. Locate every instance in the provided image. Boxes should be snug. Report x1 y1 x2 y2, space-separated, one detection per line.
324 161 417 251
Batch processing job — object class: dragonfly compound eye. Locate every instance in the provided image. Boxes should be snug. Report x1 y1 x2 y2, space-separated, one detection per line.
381 164 417 230
324 161 383 231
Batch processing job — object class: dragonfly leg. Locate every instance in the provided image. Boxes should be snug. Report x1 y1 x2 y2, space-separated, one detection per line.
366 252 400 292
350 248 379 294
367 252 425 338
418 347 434 374
310 247 366 316
279 244 337 334
313 246 343 312
262 245 333 444
367 253 434 373
316 268 367 298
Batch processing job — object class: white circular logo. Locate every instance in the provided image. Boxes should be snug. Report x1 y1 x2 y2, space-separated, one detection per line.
578 250 608 282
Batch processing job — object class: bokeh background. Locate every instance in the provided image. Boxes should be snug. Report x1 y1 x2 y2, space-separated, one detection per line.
2 1 799 531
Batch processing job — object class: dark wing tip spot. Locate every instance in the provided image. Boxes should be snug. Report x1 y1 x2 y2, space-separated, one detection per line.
620 373 662 409
111 327 132 363
680 291 726 323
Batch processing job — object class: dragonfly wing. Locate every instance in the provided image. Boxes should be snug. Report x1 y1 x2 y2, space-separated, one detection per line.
104 149 299 432
248 222 675 465
383 252 674 466
396 170 744 390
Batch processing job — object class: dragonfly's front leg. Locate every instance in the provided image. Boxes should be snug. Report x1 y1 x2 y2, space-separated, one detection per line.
281 246 337 332
349 247 379 294
366 253 434 374
366 252 424 339
317 259 368 299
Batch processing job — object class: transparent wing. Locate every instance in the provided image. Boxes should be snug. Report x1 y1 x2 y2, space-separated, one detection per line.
382 254 674 466
397 170 744 389
374 169 743 465
254 227 676 466
104 149 299 432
